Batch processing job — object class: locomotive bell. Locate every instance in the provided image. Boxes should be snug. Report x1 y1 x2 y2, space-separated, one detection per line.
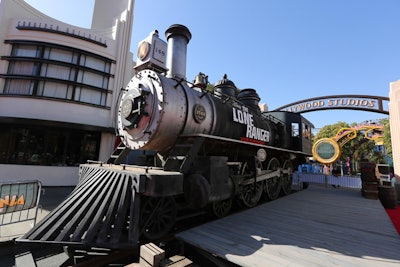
193 72 208 89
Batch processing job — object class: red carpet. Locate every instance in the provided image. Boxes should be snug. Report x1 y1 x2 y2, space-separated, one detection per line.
385 206 400 234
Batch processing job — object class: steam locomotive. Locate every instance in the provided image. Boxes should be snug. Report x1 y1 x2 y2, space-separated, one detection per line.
19 24 313 249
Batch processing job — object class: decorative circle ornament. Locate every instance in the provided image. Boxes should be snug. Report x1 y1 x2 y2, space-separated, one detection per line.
312 138 341 164
256 149 267 162
193 104 206 123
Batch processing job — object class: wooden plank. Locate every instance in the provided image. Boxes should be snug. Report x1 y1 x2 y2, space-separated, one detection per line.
139 243 165 267
177 185 400 267
15 251 36 267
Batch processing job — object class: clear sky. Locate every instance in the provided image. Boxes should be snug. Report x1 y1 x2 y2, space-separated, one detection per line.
24 0 399 130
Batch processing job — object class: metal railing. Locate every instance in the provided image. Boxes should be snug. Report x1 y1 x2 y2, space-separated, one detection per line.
0 180 42 227
293 173 362 189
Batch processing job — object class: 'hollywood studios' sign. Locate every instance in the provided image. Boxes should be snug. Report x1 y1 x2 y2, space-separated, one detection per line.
274 95 389 114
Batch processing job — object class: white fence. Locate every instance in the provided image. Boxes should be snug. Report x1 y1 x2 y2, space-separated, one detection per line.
293 173 362 189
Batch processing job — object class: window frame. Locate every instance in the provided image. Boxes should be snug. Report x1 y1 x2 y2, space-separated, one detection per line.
1 40 115 108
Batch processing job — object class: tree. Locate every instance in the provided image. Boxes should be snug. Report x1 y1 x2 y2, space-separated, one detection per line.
313 121 350 141
381 118 392 156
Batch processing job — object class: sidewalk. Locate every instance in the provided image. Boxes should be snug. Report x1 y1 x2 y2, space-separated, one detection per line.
0 187 75 242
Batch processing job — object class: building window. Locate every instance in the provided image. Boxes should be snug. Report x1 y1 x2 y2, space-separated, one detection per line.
1 41 114 107
0 124 100 166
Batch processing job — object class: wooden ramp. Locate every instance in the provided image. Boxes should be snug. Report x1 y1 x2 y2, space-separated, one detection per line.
176 185 400 267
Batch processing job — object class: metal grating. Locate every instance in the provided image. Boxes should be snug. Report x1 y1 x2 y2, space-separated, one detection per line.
17 165 141 249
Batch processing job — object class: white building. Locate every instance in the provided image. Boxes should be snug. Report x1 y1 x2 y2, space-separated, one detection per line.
0 0 135 186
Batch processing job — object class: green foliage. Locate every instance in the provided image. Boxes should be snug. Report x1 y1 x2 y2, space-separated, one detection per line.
205 83 214 92
381 118 392 155
313 121 350 141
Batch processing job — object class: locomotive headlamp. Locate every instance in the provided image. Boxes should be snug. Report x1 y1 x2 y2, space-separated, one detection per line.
134 30 168 72
256 149 267 162
137 41 151 61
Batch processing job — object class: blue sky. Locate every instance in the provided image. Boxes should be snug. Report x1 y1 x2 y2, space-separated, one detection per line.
25 0 398 130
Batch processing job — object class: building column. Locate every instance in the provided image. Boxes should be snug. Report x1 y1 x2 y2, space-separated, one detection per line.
99 132 117 162
389 80 400 181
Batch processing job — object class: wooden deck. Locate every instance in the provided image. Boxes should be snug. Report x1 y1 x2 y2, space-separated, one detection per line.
176 185 400 267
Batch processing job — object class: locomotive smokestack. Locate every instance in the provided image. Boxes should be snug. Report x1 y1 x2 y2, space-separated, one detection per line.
165 24 192 80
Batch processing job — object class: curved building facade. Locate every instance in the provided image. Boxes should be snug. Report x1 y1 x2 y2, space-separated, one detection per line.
0 0 135 185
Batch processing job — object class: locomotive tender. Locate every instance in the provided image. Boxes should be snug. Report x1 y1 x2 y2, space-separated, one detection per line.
19 24 313 249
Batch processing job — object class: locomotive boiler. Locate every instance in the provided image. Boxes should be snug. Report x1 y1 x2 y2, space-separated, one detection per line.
19 24 314 249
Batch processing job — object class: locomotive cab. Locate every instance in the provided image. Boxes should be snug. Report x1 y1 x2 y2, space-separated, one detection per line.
265 111 314 155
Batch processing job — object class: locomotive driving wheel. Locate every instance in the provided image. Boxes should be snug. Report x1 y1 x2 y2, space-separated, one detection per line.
211 198 233 218
265 157 281 200
281 159 293 195
140 196 177 240
239 181 263 208
237 161 263 208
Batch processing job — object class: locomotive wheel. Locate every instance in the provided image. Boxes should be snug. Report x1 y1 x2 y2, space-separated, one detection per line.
265 158 281 200
281 160 293 195
211 198 233 218
239 182 263 208
140 196 177 240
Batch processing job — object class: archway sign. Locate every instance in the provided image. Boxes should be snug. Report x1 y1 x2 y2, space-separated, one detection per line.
273 95 389 114
272 95 388 165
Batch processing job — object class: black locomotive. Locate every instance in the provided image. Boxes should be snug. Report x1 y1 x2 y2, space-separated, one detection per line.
19 24 313 249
